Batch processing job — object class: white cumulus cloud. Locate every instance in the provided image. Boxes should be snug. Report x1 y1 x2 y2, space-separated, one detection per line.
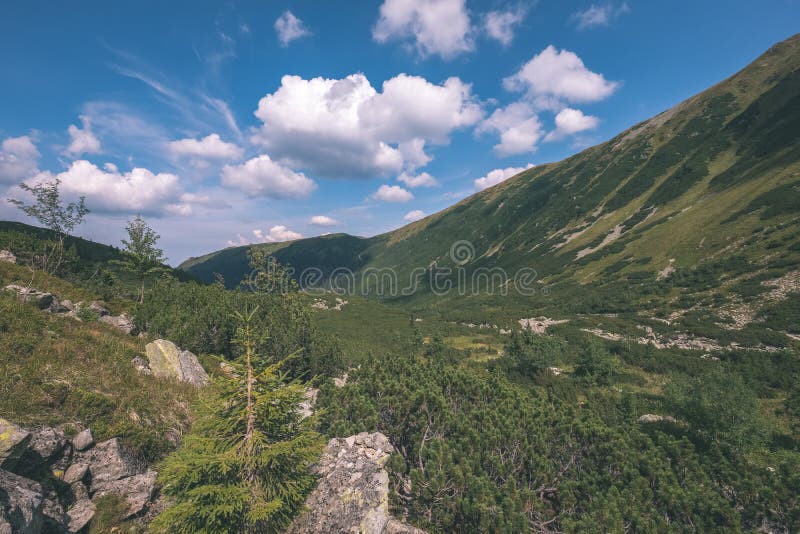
221 155 316 198
0 136 40 184
373 0 473 59
309 215 338 226
255 225 302 242
404 209 426 222
168 133 243 160
274 11 311 47
484 8 526 46
474 163 534 191
251 73 482 178
544 108 600 141
503 45 619 105
477 102 544 156
371 184 413 203
397 171 438 188
25 160 186 214
65 116 101 157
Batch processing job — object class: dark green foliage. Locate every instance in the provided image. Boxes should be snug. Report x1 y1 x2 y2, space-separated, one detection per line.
725 181 800 222
0 221 193 301
504 330 564 378
664 366 764 450
573 338 617 385
152 310 324 534
133 279 343 379
320 346 800 532
759 295 800 334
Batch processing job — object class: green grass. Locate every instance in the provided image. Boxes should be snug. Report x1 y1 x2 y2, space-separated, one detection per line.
0 279 195 462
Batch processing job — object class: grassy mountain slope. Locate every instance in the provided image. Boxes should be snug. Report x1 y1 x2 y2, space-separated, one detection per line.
182 34 799 297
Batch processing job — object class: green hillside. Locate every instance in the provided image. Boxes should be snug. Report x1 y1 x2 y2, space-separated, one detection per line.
181 34 800 318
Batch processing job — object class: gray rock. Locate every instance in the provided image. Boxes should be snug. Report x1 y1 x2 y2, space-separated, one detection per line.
131 356 152 375
70 482 89 502
72 429 93 452
0 469 44 534
0 418 31 470
59 300 76 312
98 314 134 335
66 499 95 533
145 339 209 387
3 285 55 310
287 432 424 534
333 373 349 388
0 251 16 264
298 388 318 419
63 464 89 485
92 470 157 517
28 427 66 464
637 414 678 424
87 302 110 317
83 438 138 493
42 492 68 533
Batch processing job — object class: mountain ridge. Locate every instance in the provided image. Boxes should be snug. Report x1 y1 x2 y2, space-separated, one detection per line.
182 34 800 310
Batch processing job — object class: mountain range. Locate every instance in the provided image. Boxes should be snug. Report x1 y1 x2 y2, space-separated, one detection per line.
180 34 800 320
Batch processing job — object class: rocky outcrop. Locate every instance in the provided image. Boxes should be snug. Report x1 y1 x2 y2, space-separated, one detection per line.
287 432 424 534
0 418 31 471
0 250 16 264
144 340 209 387
0 424 158 533
3 285 136 335
3 285 56 311
0 469 44 533
518 317 569 334
98 313 134 334
637 414 678 424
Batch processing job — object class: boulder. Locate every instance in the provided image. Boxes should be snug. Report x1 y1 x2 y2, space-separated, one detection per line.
83 439 138 493
0 251 15 264
145 340 209 387
98 314 134 335
62 464 89 485
86 302 110 317
92 469 157 517
16 427 70 477
66 499 95 533
3 285 55 310
28 427 66 464
41 491 68 534
287 432 424 534
72 429 93 452
0 418 31 470
0 469 44 534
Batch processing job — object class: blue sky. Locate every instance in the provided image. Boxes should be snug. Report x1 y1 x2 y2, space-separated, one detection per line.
1 0 797 264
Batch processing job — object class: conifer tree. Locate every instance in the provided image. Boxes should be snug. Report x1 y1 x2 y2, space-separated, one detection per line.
152 306 323 534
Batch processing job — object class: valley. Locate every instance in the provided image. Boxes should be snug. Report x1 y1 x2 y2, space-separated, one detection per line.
1 26 799 534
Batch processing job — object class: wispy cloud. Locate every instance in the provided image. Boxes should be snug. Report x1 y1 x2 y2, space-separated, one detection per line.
105 46 242 142
571 3 630 30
